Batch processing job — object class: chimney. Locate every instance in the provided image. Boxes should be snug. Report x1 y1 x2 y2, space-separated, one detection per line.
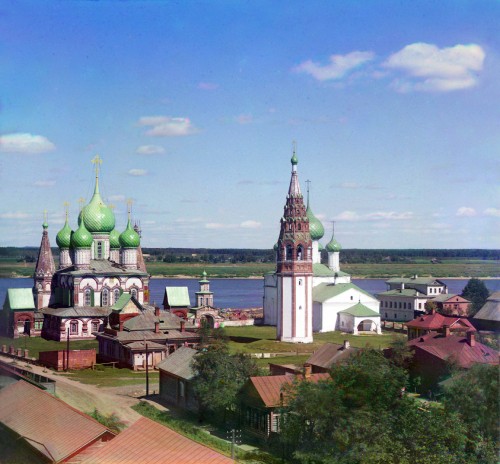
467 331 476 347
119 317 124 332
443 324 450 337
343 340 350 350
154 321 160 334
180 320 185 333
431 308 436 315
155 306 160 317
304 364 312 379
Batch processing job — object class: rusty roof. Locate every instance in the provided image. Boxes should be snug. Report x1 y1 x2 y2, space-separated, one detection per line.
81 416 234 464
408 332 499 368
250 373 330 408
306 343 358 369
0 380 112 463
405 312 476 331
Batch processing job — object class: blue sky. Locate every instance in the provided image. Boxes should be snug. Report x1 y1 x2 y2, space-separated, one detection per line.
1 0 499 249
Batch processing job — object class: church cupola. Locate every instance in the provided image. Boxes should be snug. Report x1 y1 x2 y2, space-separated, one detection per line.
275 147 313 343
56 202 73 269
120 201 140 269
33 212 56 309
196 270 214 307
326 222 342 272
71 200 92 270
305 182 324 264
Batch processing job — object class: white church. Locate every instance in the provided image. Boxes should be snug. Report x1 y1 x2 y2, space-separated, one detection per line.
263 152 381 342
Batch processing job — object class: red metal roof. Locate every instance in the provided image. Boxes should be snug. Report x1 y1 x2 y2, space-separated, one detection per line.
250 373 330 408
408 332 499 368
0 380 112 463
405 312 475 331
81 416 234 464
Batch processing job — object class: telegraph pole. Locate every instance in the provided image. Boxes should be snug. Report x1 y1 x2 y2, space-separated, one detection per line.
145 342 149 396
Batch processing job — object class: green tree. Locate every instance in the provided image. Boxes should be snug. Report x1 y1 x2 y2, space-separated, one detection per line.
461 278 489 316
442 364 499 463
191 328 259 421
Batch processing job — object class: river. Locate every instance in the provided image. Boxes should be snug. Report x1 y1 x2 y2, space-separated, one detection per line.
1 277 499 310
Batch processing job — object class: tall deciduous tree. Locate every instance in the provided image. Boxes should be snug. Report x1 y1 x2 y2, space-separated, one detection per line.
461 278 489 316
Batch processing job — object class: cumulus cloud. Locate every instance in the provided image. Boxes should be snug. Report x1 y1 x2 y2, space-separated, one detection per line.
0 212 30 219
0 133 56 154
136 145 165 155
128 169 148 176
294 51 375 81
456 207 477 217
33 180 55 188
240 220 262 229
384 43 485 92
484 207 500 217
198 82 218 90
334 210 413 222
138 116 198 137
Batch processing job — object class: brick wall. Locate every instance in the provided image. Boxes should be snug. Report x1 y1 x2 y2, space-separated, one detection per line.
39 349 96 371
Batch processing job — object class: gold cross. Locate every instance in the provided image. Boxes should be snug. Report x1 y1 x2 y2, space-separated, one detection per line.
292 140 297 154
43 209 48 223
108 203 115 211
63 201 70 220
78 197 86 211
127 198 133 217
91 155 102 178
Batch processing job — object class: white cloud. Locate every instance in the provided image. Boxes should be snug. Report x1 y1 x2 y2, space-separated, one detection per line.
0 212 30 219
294 51 375 81
128 169 148 176
384 43 485 92
136 145 165 155
138 116 198 137
108 194 126 202
335 211 360 221
456 207 477 217
484 207 500 217
0 133 56 154
33 180 55 187
235 114 253 125
240 220 262 229
198 82 218 90
366 211 413 221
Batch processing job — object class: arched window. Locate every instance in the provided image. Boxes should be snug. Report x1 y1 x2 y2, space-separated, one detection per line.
84 288 92 306
286 245 293 261
131 288 138 299
70 320 79 335
297 245 303 261
102 288 109 306
113 288 121 304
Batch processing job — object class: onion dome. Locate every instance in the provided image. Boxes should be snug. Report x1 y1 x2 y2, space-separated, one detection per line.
109 228 121 249
291 150 298 166
78 166 115 233
56 218 73 249
119 219 140 248
306 205 324 241
318 242 324 252
71 218 93 249
326 229 342 253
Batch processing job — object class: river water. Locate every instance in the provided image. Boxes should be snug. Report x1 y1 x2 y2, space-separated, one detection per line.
1 277 499 310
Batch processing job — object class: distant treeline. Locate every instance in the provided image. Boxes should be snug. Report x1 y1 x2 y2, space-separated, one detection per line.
2 246 498 264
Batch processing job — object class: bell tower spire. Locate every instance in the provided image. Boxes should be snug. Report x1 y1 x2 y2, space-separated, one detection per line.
33 212 56 309
275 148 313 343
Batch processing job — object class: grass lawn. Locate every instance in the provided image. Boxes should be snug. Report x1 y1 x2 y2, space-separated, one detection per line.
58 365 159 388
0 335 97 358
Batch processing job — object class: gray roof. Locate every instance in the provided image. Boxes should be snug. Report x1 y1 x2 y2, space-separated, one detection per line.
474 292 500 322
123 310 183 331
43 307 111 317
386 277 445 286
306 343 358 369
377 289 422 298
156 347 198 380
125 341 167 351
57 259 148 277
98 329 199 343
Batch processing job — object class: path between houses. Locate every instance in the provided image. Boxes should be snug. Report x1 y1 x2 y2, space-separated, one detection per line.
0 355 164 427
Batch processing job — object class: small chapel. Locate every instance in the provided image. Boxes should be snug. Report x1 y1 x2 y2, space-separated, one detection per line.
263 152 381 342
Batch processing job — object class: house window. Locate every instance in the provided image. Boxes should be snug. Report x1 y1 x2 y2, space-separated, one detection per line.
297 245 303 261
84 288 92 306
131 288 138 299
298 279 302 286
179 380 185 398
394 313 397 319
114 288 120 303
286 245 293 261
97 241 103 259
385 312 388 318
91 320 100 332
102 288 109 306
70 320 78 335
350 296 353 301
408 303 412 310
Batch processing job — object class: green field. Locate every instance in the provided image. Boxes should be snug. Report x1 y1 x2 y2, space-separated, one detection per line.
2 257 498 278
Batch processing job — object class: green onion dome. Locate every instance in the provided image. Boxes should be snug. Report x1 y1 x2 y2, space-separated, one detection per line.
306 204 324 241
109 228 121 249
119 219 140 248
71 219 93 249
318 242 324 252
291 151 298 166
56 219 73 249
326 235 342 253
78 179 115 233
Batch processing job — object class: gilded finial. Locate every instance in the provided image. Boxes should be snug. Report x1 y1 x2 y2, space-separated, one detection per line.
306 180 311 206
127 198 133 219
63 202 70 221
78 197 85 211
91 155 102 179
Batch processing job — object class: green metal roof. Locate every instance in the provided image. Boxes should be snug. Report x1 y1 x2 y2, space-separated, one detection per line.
313 282 374 302
111 292 132 311
3 288 35 311
339 303 380 317
386 277 444 285
313 263 349 277
78 177 115 233
377 289 421 297
165 287 191 307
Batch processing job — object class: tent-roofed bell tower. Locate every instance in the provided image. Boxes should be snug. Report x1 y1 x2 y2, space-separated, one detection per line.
33 211 56 309
276 148 313 343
